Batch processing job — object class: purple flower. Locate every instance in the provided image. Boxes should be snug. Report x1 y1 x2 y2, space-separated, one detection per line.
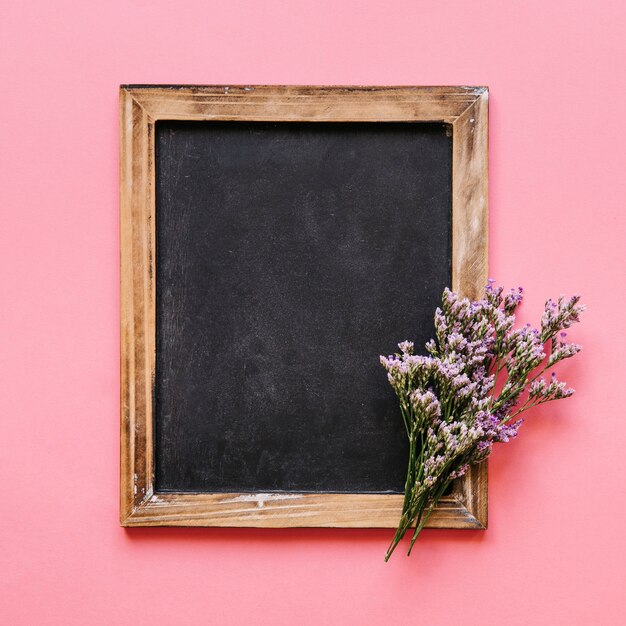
504 286 524 314
398 340 414 355
382 281 583 559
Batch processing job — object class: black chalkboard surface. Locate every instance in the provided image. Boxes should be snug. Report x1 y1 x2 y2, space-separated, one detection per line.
154 120 452 494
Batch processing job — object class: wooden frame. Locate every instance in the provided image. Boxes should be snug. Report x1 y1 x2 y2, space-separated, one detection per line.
120 85 489 527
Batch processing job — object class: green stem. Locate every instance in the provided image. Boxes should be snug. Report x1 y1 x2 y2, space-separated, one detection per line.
384 513 413 561
406 479 451 555
385 425 418 562
401 435 415 515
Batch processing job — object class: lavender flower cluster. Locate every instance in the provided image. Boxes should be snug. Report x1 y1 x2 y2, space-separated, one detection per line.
382 281 584 560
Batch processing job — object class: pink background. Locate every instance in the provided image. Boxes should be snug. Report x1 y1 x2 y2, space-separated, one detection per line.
2 1 625 624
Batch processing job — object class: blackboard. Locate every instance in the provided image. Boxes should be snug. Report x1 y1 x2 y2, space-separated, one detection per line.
120 85 488 528
154 120 452 494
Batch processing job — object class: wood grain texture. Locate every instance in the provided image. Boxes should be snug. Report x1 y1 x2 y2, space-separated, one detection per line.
120 85 489 528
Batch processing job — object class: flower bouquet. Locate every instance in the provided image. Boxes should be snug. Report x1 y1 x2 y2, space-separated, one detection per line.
381 281 584 561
